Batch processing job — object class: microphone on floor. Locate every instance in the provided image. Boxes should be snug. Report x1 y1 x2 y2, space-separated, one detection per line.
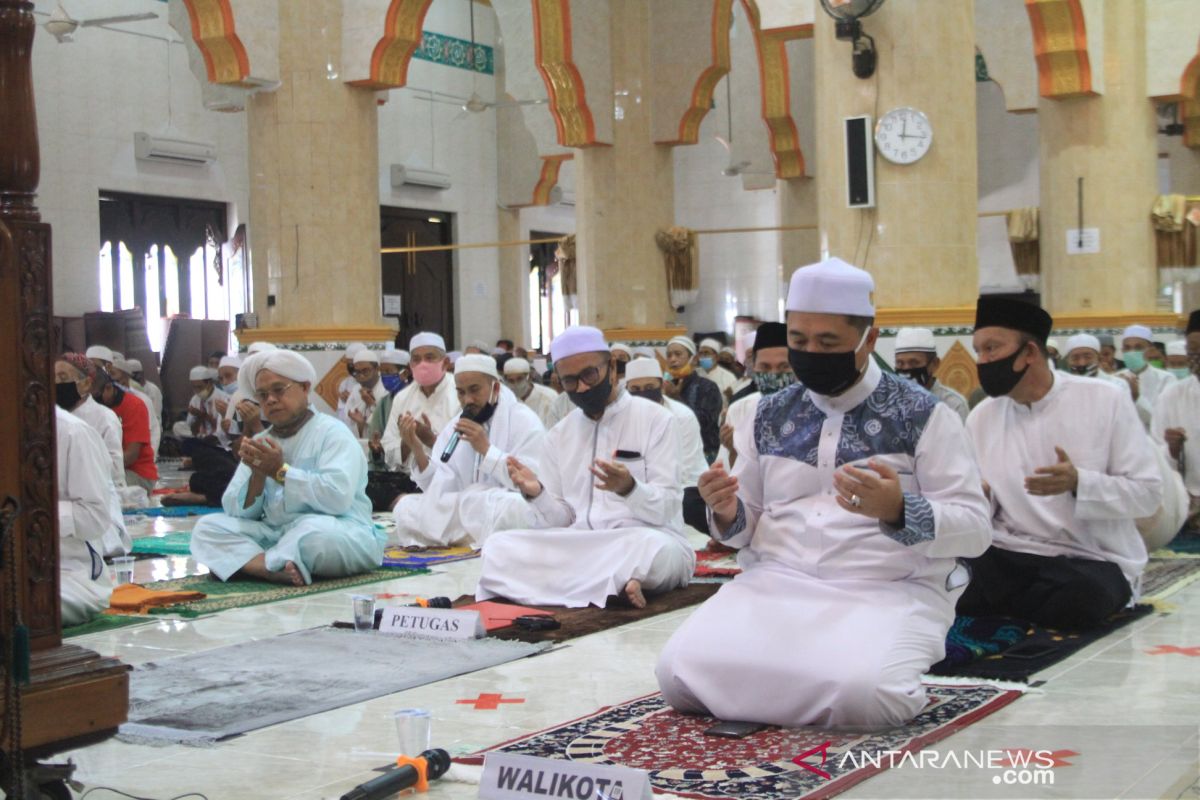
339 748 451 800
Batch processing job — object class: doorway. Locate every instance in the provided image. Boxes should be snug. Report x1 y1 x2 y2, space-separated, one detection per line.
380 207 455 349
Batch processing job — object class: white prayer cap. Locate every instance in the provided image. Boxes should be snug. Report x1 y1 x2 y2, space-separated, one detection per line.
1065 333 1100 355
126 358 143 373
1167 340 1188 357
379 349 409 366
352 349 379 365
1046 337 1061 352
491 347 507 356
667 335 697 355
238 350 317 398
786 257 875 317
455 353 499 379
410 332 446 353
531 358 549 374
894 328 937 354
189 365 215 381
625 358 663 382
698 338 722 353
112 358 135 375
551 326 609 362
720 346 736 357
343 343 366 360
111 352 125 363
633 346 657 359
86 345 114 363
1122 325 1154 345
218 355 242 370
447 351 462 364
503 357 532 375
610 343 633 357
246 341 277 354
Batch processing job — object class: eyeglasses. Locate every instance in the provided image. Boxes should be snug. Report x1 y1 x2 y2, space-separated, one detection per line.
558 362 608 392
411 351 444 364
352 367 377 378
253 382 295 402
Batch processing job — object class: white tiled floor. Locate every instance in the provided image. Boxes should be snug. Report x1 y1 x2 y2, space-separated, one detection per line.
57 524 1200 800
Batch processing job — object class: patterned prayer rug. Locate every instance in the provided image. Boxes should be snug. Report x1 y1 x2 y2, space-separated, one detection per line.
1142 552 1200 600
130 532 196 556
382 544 479 569
458 686 1022 800
124 506 219 518
693 543 740 578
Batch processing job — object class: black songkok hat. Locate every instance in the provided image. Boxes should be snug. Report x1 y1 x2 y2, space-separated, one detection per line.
753 322 788 351
974 295 1053 343
1188 309 1200 335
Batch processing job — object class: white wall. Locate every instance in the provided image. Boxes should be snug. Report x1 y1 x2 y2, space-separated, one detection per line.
31 0 249 318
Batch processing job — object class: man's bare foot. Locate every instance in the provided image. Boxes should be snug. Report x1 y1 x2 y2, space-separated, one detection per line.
623 579 647 609
239 555 306 586
278 561 305 586
161 492 208 507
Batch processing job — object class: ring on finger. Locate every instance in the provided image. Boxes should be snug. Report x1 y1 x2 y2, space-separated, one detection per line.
850 493 862 508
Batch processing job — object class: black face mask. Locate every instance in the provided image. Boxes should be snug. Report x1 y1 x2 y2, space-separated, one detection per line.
55 381 81 410
1068 363 1098 377
616 360 627 377
788 330 869 397
977 348 1029 397
464 385 499 426
97 384 124 408
895 366 932 388
629 388 663 405
568 366 612 417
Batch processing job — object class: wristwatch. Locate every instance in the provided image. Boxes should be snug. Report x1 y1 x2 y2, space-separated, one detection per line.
275 463 289 484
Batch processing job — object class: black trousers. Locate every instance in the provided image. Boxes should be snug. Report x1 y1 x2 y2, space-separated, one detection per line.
182 437 239 507
682 486 708 532
957 545 1131 631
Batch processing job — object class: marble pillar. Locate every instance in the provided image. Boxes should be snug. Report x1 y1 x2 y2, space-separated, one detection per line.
497 208 528 345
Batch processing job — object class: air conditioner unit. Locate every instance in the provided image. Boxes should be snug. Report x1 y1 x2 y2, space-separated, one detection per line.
133 132 217 166
391 164 451 190
556 190 576 207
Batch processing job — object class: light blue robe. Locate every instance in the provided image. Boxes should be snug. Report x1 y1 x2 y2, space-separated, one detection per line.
191 410 385 584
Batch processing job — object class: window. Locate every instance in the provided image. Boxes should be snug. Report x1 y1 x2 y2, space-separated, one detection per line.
528 232 575 352
98 192 245 352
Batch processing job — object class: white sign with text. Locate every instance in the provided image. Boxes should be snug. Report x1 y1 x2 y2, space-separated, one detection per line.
1066 228 1100 254
377 606 484 640
479 753 652 800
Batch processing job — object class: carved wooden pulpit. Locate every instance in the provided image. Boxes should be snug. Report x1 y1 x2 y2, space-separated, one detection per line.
0 1 128 794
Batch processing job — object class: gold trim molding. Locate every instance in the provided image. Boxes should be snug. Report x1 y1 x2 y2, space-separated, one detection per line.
234 326 397 344
873 307 1186 330
603 327 687 343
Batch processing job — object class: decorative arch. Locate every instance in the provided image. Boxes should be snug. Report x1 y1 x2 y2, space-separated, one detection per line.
531 154 573 206
665 0 734 146
740 0 806 178
1024 0 1094 98
530 0 600 147
352 0 435 89
180 0 250 85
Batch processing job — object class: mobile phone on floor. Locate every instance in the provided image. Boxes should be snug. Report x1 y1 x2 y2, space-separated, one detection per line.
704 720 767 739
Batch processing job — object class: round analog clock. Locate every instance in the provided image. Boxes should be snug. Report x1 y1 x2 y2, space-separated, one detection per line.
874 107 933 165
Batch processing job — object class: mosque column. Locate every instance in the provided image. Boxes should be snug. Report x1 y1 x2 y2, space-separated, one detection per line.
813 1 979 311
573 0 676 335
497 208 528 345
1037 0 1158 316
244 0 393 345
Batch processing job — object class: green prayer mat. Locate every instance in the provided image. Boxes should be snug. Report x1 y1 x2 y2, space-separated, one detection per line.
63 613 157 638
131 532 195 556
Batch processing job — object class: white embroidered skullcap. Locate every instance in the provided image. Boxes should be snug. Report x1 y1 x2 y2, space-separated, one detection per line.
85 345 114 363
786 257 875 317
380 349 409 366
503 357 532 375
551 326 609 362
189 366 214 381
455 353 499 379
1065 334 1100 355
112 358 135 375
894 328 937 354
238 350 316 397
126 358 143 372
667 335 697 355
1167 340 1187 357
410 332 447 352
1046 337 1061 352
1122 325 1154 346
218 355 242 369
698 338 722 353
352 349 379 365
624 358 663 382
246 341 277 354
610 343 633 357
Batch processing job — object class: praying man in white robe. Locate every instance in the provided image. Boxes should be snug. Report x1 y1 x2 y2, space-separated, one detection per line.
477 326 695 609
381 332 462 477
656 258 992 729
503 357 558 429
392 355 545 548
192 350 386 586
56 407 117 626
1152 309 1200 531
344 349 389 438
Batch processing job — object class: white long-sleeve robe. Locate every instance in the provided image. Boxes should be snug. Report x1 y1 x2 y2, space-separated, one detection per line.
476 390 695 607
56 408 116 626
126 384 162 452
516 381 559 429
173 387 229 445
542 390 575 430
715 391 760 470
393 385 545 548
69 397 131 556
138 379 163 420
344 380 388 437
967 372 1161 594
656 363 992 728
1153 375 1200 500
381 374 461 473
662 396 707 486
1117 364 1175 427
191 410 386 584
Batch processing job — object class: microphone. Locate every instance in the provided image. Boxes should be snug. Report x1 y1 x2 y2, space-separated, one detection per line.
440 408 477 463
340 748 450 800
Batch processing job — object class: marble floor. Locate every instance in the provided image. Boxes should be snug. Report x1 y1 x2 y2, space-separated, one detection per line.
57 512 1200 800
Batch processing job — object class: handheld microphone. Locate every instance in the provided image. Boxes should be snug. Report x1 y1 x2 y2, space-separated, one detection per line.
339 748 450 800
440 408 477 463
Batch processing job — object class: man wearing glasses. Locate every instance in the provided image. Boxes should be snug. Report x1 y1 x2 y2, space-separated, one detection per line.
191 350 386 586
344 349 387 438
476 326 695 609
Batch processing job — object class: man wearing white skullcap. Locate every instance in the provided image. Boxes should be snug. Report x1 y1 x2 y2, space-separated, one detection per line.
343 350 388 438
172 366 230 444
124 357 164 423
1165 340 1191 380
381 333 461 485
609 342 634 380
695 337 738 399
109 357 164 454
893 328 969 422
1116 324 1175 425
333 343 367 427
392 354 546 548
477 326 695 609
85 345 114 372
1064 334 1137 402
663 335 724 462
624 357 709 532
1153 310 1200 534
502 357 558 428
191 350 385 586
657 257 992 728
365 350 412 464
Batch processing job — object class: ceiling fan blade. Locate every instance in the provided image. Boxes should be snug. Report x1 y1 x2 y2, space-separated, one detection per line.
80 12 157 27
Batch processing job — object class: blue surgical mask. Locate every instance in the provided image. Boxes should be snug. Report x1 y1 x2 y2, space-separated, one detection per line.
381 373 406 394
1123 350 1146 372
1170 367 1191 380
698 357 715 371
222 382 238 395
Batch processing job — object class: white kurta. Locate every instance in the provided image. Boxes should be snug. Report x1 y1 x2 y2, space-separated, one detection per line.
477 390 695 607
700 365 738 399
191 410 387 584
344 380 389 437
656 363 992 728
335 374 359 427
68 397 131 555
56 408 116 626
968 372 1161 593
139 379 164 420
1117 364 1175 427
381 374 461 473
715 391 760 470
175 388 229 444
1153 375 1200 498
393 386 545 548
124 384 162 453
516 381 559 429
661 396 707 486
542 390 575 430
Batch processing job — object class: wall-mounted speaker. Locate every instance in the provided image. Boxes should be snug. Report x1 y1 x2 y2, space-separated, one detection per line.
844 115 875 209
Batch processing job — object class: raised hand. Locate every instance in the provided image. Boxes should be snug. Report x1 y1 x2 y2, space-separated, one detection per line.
698 463 739 527
834 460 904 525
455 417 491 456
1025 446 1078 496
507 456 542 498
590 455 635 496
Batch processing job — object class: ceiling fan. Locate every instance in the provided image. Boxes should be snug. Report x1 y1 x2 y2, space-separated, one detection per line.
714 76 751 176
44 1 157 43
